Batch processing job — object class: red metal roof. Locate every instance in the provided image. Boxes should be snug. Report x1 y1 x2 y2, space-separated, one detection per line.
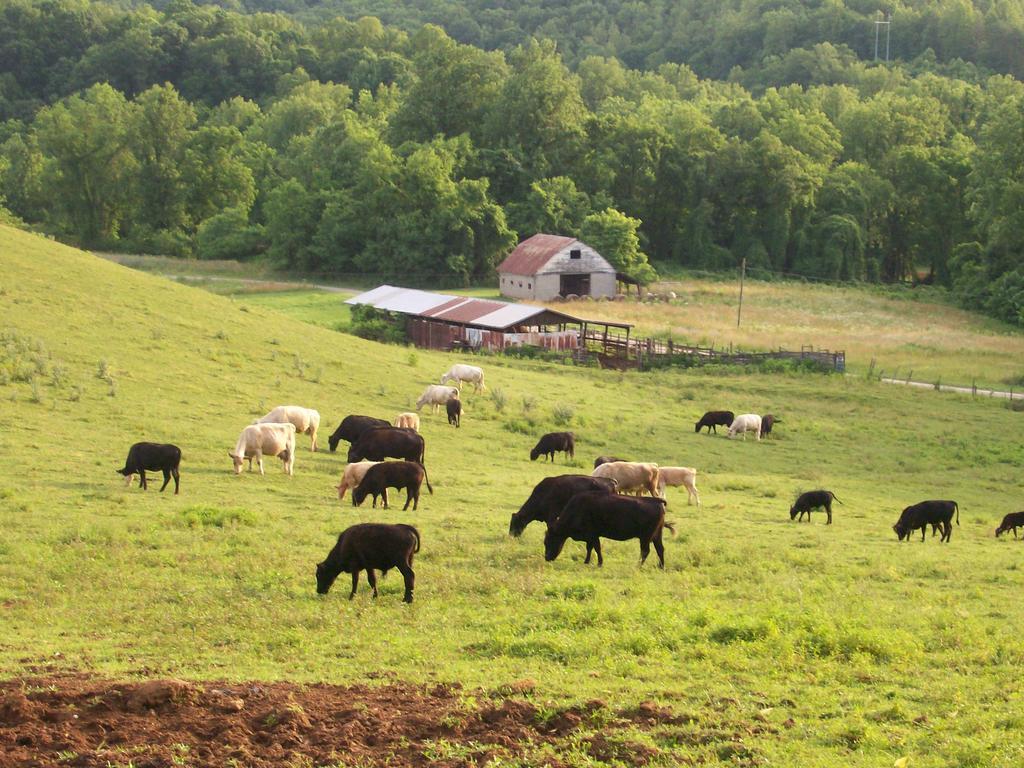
422 297 510 324
497 233 577 275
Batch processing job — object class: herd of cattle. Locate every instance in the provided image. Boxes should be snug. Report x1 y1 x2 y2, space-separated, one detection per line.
114 364 1024 602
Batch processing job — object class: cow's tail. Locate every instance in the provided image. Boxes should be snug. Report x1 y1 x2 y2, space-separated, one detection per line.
831 492 843 505
420 462 433 494
401 524 421 553
662 521 677 537
955 501 960 526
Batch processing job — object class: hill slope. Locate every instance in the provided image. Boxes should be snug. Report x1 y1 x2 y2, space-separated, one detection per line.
2 226 1023 767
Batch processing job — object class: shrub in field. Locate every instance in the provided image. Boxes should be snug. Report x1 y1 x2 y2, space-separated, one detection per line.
181 505 255 528
552 403 574 426
490 387 507 413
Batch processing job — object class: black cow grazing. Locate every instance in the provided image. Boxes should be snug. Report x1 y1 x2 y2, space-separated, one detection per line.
447 398 462 428
117 442 182 494
353 461 433 511
695 410 734 434
790 489 842 524
995 511 1024 538
316 523 420 602
593 455 628 468
544 491 673 568
530 432 575 462
327 415 390 452
893 500 960 542
348 427 425 465
508 475 618 536
760 414 780 438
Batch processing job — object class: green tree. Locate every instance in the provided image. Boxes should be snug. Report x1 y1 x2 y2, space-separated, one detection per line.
34 83 138 244
579 208 656 283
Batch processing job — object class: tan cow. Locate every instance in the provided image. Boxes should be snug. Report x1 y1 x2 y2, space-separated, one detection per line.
394 412 420 432
592 461 661 497
229 422 296 476
656 466 700 506
257 405 320 451
416 385 459 414
336 460 381 501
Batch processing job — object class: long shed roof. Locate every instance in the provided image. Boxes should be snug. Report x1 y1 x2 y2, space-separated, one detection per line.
345 285 631 331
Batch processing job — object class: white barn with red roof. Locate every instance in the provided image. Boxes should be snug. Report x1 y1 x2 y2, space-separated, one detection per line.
497 234 617 301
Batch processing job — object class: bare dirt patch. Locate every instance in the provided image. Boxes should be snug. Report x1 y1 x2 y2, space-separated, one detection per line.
0 673 747 767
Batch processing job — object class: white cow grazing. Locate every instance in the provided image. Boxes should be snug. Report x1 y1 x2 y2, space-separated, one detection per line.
394 412 420 432
657 466 700 506
416 385 460 414
592 461 661 497
440 364 485 393
728 413 762 441
336 460 381 501
257 405 320 452
229 422 296 476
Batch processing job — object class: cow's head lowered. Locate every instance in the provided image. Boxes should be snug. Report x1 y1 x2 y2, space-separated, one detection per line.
228 452 246 474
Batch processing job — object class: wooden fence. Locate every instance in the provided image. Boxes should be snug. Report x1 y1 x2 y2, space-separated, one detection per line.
579 329 845 372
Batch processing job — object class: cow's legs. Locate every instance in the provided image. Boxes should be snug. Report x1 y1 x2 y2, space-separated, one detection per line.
943 522 952 542
593 539 603 566
584 543 594 564
257 454 265 475
639 538 651 565
309 428 317 452
921 526 927 541
398 562 414 603
349 571 359 599
826 503 832 525
172 468 180 495
653 532 665 568
159 469 171 492
366 569 378 598
139 470 148 490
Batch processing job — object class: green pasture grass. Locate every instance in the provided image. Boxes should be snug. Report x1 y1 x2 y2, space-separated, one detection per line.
236 290 355 330
2 225 1024 766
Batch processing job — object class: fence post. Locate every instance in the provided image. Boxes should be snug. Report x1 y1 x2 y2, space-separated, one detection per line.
907 370 913 385
972 378 977 398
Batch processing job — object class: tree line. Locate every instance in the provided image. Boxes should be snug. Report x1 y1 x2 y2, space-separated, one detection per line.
0 0 1023 324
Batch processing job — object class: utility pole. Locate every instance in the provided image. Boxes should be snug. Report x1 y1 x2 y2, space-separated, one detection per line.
737 257 746 329
875 13 891 62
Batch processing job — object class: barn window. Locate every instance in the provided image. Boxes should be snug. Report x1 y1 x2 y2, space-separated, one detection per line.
570 249 582 259
528 283 531 289
518 281 523 287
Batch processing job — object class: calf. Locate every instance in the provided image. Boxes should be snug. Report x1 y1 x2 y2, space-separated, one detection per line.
508 475 617 536
530 432 575 462
760 414 779 439
347 427 425 465
544 492 673 568
335 460 380 504
117 442 182 494
447 398 462 428
353 461 433 511
656 466 700 506
728 414 762 440
593 455 627 468
316 523 420 602
995 511 1024 539
893 500 960 542
789 489 841 524
695 410 734 434
327 415 390 452
394 412 420 432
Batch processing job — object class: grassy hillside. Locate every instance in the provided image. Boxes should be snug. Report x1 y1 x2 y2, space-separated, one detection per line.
2 225 1024 767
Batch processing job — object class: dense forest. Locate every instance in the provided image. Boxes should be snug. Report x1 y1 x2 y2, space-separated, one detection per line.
1 0 1023 323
